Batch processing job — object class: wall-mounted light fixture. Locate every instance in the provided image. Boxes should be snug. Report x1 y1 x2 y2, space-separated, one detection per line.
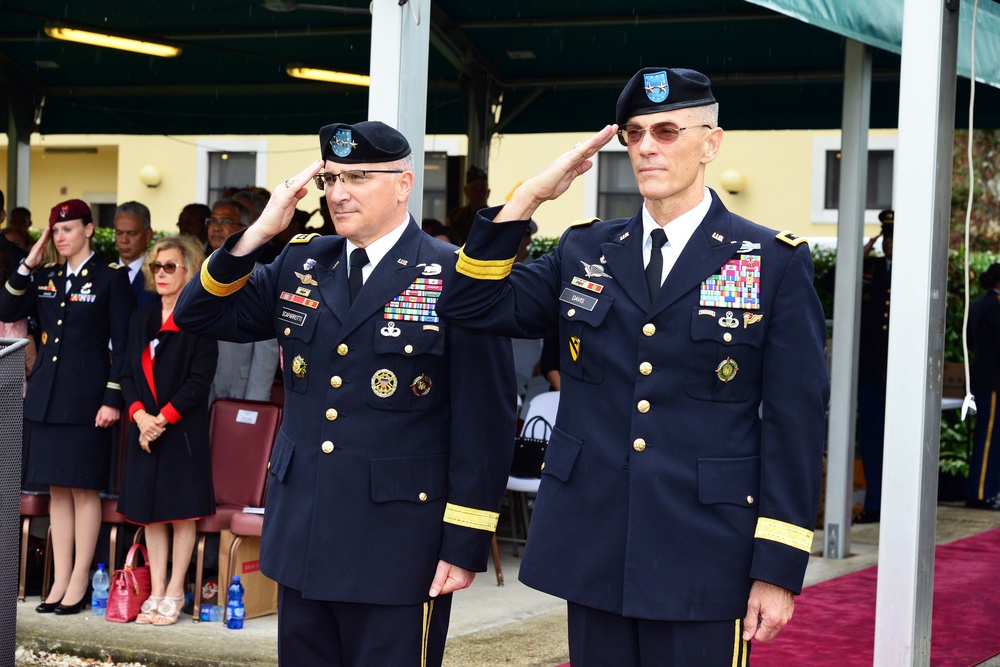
719 168 746 195
286 65 370 87
44 25 181 58
138 165 163 188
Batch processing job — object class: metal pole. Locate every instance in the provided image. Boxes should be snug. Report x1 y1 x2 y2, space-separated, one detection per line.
824 38 872 559
873 0 958 663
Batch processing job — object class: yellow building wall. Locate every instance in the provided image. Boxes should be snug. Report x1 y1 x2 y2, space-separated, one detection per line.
3 129 893 241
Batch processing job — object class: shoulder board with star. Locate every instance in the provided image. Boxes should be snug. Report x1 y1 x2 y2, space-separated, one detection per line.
775 230 808 247
570 217 600 228
108 262 125 269
290 233 320 245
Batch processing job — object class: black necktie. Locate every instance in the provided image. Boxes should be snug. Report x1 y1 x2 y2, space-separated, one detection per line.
646 228 667 301
348 248 369 303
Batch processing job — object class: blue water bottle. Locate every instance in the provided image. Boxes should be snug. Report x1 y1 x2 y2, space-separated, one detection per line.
91 563 109 616
225 576 245 629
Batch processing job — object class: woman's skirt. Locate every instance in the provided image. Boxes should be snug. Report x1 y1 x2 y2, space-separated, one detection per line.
26 421 112 491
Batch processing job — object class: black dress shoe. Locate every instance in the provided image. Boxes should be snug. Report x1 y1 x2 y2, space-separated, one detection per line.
853 509 881 524
966 497 1000 510
53 598 87 615
35 599 62 613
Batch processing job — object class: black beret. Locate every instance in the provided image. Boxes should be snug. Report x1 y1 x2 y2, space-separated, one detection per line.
615 67 716 126
981 263 1000 290
466 166 487 182
878 209 894 235
48 199 92 228
319 121 411 165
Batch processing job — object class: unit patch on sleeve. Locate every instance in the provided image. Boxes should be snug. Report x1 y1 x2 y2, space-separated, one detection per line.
699 255 760 310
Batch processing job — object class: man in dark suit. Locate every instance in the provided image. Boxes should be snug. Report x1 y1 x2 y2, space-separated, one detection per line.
114 201 157 308
436 67 830 666
175 121 515 667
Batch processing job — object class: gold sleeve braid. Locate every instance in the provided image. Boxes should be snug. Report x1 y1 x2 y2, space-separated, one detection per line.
199 259 251 297
455 249 516 281
442 503 500 532
753 517 814 553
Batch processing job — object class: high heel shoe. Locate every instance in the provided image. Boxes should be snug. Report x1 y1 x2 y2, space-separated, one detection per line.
35 598 63 613
53 598 87 615
151 596 184 626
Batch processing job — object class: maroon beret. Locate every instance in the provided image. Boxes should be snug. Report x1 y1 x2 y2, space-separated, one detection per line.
48 199 92 228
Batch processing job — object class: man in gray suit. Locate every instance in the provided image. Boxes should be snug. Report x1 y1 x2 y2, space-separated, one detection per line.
205 199 279 403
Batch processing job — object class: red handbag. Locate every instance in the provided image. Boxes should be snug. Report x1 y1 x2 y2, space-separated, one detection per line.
106 543 152 623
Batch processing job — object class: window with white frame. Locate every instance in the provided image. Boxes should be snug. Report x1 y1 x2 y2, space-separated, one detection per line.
207 152 257 205
196 139 268 207
422 152 448 223
811 135 897 224
596 151 642 221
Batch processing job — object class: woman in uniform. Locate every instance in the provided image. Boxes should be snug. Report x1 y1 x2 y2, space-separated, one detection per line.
117 236 217 625
0 199 134 614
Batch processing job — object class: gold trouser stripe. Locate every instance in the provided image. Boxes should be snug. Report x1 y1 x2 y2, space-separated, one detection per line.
455 249 515 280
731 619 748 667
421 599 434 667
978 391 997 499
754 517 813 552
106 382 121 391
199 256 251 297
443 503 500 531
4 281 25 296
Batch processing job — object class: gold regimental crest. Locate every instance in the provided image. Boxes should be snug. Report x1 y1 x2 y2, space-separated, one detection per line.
291 355 307 378
716 357 739 382
410 374 433 397
371 369 397 398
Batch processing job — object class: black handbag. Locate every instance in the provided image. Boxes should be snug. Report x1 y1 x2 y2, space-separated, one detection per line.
510 415 552 478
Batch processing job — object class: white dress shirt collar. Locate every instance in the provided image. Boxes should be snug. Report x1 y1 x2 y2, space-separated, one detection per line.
345 213 411 281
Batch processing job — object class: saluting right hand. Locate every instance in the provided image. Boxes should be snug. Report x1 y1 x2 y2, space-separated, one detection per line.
232 160 324 256
21 227 51 271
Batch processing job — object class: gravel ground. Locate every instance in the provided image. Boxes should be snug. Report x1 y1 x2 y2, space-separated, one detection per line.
15 647 147 667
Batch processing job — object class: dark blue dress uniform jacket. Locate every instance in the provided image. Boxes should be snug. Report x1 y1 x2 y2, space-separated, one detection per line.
1 255 133 422
436 191 830 621
174 220 516 605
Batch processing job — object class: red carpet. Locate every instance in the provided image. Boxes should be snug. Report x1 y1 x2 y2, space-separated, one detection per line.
754 528 1000 666
555 529 1000 667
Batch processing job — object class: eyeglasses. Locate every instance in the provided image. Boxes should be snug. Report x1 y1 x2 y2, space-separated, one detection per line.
204 217 245 227
151 262 182 274
313 170 404 190
616 123 713 147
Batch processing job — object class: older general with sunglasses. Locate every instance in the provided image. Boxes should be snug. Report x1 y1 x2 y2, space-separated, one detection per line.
175 120 515 666
436 67 830 666
117 235 217 625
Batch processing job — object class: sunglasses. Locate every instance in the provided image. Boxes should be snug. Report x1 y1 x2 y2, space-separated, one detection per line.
151 262 182 274
313 170 404 190
616 123 713 147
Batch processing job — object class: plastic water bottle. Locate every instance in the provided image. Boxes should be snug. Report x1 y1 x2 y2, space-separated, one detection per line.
225 576 245 629
91 563 109 616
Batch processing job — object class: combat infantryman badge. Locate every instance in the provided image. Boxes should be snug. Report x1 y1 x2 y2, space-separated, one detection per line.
410 374 433 397
371 369 397 398
716 358 739 382
291 355 307 378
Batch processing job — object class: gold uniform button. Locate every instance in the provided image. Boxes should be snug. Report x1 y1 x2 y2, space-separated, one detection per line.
53 338 59 344
284 327 291 336
404 344 414 354
57 319 63 325
418 492 428 502
540 462 545 471
642 323 656 336
747 495 755 505
632 438 646 452
882 325 888 331
639 362 653 375
325 408 338 421
267 461 271 469
321 441 334 454
330 376 343 388
637 400 650 413
60 302 65 307
567 308 576 318
337 343 349 356
723 333 732 342
52 356 58 362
